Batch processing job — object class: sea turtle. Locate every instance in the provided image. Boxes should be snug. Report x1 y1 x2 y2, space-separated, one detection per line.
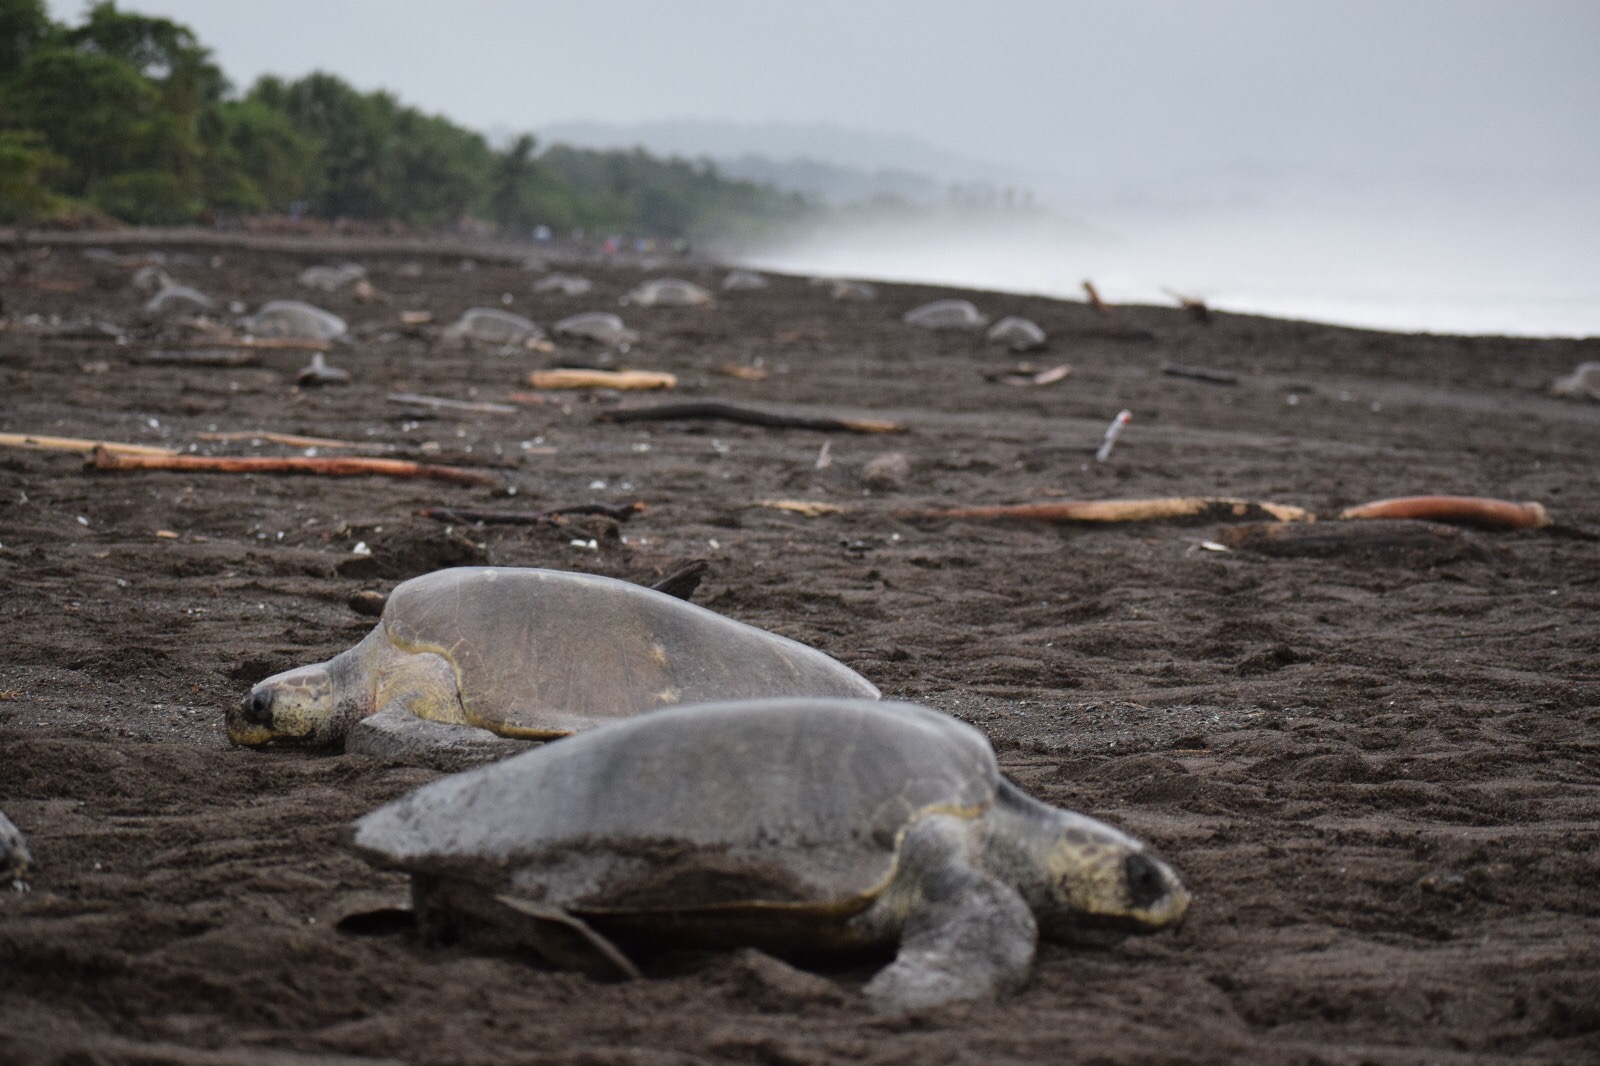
551 312 639 347
624 278 713 308
441 308 543 346
903 299 989 330
1550 361 1600 402
144 282 216 316
244 300 347 341
297 263 366 292
351 698 1190 1012
534 274 593 296
985 316 1048 352
721 269 769 291
0 809 32 887
230 567 878 762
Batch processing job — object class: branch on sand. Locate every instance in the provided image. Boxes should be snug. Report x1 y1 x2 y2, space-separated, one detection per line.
900 497 1313 524
597 402 905 434
527 369 677 391
87 446 494 486
1339 496 1550 531
420 502 647 526
0 432 175 457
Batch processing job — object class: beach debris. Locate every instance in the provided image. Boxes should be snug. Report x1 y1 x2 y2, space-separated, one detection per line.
244 300 347 341
349 590 388 617
128 348 259 367
814 441 833 470
527 368 676 391
721 269 769 291
0 432 175 457
386 393 519 414
348 698 1186 1011
1095 409 1133 462
716 362 769 381
902 497 1313 525
759 499 848 517
903 299 988 330
987 363 1071 387
400 310 434 328
1082 280 1111 315
197 431 377 450
88 445 494 486
1339 496 1550 531
232 567 878 759
985 316 1048 352
1218 519 1483 562
422 502 647 526
624 278 714 307
861 452 911 491
297 263 367 292
598 402 905 434
1549 361 1600 401
534 273 594 295
1164 289 1213 324
1 809 32 888
441 308 543 346
551 311 640 347
296 351 350 387
145 283 216 316
1163 364 1237 385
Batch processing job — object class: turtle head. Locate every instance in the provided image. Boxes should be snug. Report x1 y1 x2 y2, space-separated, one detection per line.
229 651 369 749
1034 812 1190 945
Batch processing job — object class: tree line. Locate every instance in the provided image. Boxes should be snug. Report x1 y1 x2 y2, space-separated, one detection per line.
0 0 813 238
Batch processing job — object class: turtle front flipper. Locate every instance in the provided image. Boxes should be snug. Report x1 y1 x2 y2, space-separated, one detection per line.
493 895 641 981
346 707 535 771
860 815 1038 1014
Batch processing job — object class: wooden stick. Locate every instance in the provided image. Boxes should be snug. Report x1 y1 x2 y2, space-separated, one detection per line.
0 432 176 457
527 368 677 391
197 431 379 450
1082 280 1110 316
1163 289 1213 324
421 502 647 525
648 559 708 602
88 446 493 486
597 402 905 434
386 393 519 414
901 497 1313 524
129 349 259 367
1162 364 1236 385
1339 496 1550 530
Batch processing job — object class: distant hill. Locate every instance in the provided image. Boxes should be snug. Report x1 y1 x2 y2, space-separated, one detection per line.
531 119 1029 205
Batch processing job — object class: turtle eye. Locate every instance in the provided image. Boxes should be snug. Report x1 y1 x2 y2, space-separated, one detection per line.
1124 853 1167 909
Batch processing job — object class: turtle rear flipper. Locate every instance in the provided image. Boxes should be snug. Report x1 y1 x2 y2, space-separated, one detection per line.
861 816 1038 1014
493 895 641 981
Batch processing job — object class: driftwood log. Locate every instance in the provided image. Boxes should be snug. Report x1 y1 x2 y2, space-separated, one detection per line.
1218 519 1485 563
902 497 1312 524
420 502 646 526
597 402 905 434
527 369 677 390
1339 496 1550 531
0 432 175 457
88 446 493 486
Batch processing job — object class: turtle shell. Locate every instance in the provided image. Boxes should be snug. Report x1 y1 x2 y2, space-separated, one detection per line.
353 698 998 913
379 567 879 735
903 299 988 330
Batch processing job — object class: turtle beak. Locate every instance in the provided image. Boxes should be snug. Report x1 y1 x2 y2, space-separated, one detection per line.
227 666 336 748
227 687 280 747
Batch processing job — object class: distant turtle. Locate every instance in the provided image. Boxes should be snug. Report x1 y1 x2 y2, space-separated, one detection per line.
817 278 876 302
145 282 216 316
230 567 878 762
903 299 988 330
297 263 366 292
624 278 713 307
534 274 593 296
552 312 639 347
985 316 1047 352
441 308 543 346
721 269 769 291
244 300 347 341
1550 361 1600 402
0 809 32 887
351 698 1190 1012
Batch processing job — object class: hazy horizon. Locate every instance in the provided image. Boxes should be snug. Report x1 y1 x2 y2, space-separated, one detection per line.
40 0 1600 336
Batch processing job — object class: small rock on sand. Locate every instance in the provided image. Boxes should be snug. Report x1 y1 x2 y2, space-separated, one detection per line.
861 452 911 491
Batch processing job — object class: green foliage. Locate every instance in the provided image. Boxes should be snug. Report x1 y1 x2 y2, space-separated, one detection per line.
0 1 817 236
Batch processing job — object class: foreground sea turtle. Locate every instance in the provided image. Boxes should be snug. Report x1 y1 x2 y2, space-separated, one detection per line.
1 809 32 887
351 698 1189 1012
230 567 878 760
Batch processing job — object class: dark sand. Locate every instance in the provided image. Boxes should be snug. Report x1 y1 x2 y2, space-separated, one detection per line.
1 234 1597 1065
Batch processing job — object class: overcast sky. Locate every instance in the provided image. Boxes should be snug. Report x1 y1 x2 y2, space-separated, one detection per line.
43 0 1600 188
